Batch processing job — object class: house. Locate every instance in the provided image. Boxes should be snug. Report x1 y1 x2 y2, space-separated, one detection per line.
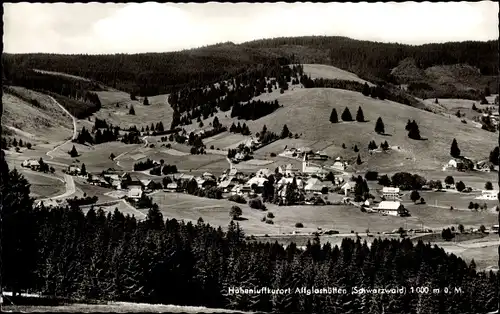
21 159 40 170
332 157 348 171
477 190 498 200
302 155 329 175
492 225 499 233
202 172 216 180
377 201 407 216
277 177 304 189
476 161 494 172
202 179 217 189
304 178 327 193
341 182 353 196
128 186 143 199
177 174 195 183
67 165 81 175
382 187 400 200
308 151 328 161
140 179 154 191
246 176 268 193
256 168 272 178
165 183 179 192
227 168 245 180
283 163 299 176
219 176 239 192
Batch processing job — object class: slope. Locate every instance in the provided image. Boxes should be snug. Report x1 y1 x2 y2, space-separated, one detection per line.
2 86 74 144
198 87 496 173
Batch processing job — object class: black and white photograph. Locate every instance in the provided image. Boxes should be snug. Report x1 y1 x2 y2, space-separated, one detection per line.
1 1 499 313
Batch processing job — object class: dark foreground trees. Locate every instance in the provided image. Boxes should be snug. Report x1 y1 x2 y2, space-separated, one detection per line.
0 150 498 313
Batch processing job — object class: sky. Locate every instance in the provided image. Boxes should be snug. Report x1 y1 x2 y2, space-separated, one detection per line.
3 2 498 54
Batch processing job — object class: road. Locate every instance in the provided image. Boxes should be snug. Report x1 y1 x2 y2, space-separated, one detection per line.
37 174 76 201
114 136 149 169
46 95 78 160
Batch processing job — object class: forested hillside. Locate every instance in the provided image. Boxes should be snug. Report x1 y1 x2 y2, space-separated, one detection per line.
1 150 498 313
2 67 102 118
2 37 496 97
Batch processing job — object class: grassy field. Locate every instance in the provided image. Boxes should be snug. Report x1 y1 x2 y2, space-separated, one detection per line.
302 64 375 86
185 87 497 174
21 170 66 199
93 91 174 130
2 87 74 144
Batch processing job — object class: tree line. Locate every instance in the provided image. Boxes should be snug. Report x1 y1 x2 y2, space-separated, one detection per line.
2 66 102 119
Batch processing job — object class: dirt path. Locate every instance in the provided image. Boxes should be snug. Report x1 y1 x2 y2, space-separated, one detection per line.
114 136 148 169
46 96 78 160
37 174 76 201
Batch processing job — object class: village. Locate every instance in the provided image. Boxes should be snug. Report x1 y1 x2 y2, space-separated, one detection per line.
21 143 499 230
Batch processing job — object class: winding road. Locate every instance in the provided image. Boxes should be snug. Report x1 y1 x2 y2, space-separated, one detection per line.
37 96 78 200
113 136 149 169
46 96 78 160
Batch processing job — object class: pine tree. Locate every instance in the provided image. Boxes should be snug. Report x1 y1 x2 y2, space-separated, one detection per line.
408 120 421 140
356 154 362 165
375 117 385 134
129 105 135 115
81 163 87 175
281 124 290 139
489 146 499 165
69 145 79 157
143 96 149 106
356 106 365 122
450 138 460 158
362 83 370 96
341 107 353 121
353 145 359 152
329 108 338 123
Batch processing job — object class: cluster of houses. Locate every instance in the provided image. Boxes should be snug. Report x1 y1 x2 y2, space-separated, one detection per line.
279 147 347 171
443 157 496 172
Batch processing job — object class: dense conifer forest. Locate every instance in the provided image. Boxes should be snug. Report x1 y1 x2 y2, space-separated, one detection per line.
3 37 496 97
1 149 498 313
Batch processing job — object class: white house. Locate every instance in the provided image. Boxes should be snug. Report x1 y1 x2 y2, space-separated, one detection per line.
331 157 348 171
476 190 498 200
302 155 329 175
22 159 40 170
278 163 299 176
128 186 143 199
377 201 404 216
382 187 400 200
67 165 81 174
256 168 272 178
304 178 326 193
277 177 304 189
341 182 353 196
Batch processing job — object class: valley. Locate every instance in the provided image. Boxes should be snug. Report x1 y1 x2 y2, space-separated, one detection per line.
3 58 499 274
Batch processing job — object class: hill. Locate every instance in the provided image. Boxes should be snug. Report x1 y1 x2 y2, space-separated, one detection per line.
3 36 496 97
2 86 74 144
195 86 497 173
391 58 496 100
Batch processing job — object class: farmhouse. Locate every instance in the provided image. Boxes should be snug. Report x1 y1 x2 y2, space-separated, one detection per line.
304 178 327 193
382 187 400 200
341 182 353 196
477 190 498 200
246 176 268 194
21 159 40 170
256 168 273 178
377 201 407 216
219 176 239 192
128 186 143 200
165 183 180 192
278 163 299 176
277 177 304 189
331 157 348 171
67 165 81 175
302 155 329 175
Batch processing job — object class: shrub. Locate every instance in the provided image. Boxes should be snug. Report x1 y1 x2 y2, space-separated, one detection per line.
365 171 379 181
249 198 266 210
455 181 466 192
295 222 304 228
261 216 266 222
270 152 276 157
230 206 242 219
267 212 275 219
321 186 329 194
228 194 247 204
266 219 274 224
